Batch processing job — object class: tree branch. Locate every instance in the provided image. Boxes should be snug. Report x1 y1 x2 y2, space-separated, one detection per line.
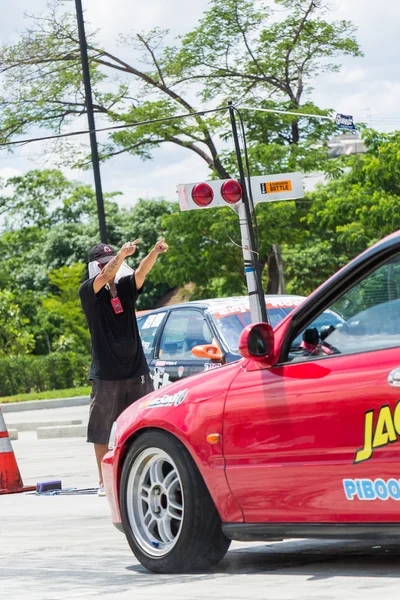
1 21 230 178
285 0 316 103
233 0 272 88
172 70 287 93
167 136 214 168
88 45 230 177
0 54 79 74
97 140 165 160
136 33 166 86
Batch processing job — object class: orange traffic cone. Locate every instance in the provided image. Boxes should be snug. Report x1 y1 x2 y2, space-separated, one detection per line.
0 409 35 495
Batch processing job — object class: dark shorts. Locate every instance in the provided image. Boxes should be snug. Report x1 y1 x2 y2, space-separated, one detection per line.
87 374 154 444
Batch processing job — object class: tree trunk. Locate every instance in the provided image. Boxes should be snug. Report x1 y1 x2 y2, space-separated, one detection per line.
291 120 300 144
212 155 231 180
266 245 286 294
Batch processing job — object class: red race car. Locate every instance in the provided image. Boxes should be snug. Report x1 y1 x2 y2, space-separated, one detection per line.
103 230 400 573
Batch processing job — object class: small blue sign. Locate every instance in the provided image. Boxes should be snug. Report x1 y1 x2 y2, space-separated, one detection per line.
335 113 356 131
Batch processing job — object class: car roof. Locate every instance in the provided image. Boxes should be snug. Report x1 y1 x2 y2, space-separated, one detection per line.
136 294 305 317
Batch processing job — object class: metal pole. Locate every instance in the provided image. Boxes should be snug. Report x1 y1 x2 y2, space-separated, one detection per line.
236 204 265 323
228 102 268 324
75 0 107 243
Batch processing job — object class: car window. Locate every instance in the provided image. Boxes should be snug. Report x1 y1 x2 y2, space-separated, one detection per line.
291 309 344 350
288 254 400 361
215 308 293 353
137 312 167 358
158 309 213 361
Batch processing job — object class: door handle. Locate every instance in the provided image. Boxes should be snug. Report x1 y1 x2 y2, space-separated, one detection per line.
388 368 400 387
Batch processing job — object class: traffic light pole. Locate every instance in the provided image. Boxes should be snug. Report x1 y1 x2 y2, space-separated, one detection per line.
228 103 268 324
75 0 107 243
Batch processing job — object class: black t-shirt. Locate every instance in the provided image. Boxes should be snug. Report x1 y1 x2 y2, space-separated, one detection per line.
78 274 149 380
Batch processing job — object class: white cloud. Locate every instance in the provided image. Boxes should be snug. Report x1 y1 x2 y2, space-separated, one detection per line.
84 0 208 42
99 147 210 207
0 167 22 181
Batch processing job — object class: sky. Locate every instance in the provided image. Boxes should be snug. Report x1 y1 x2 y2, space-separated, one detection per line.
1 0 400 207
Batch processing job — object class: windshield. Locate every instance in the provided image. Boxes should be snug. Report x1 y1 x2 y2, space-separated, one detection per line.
214 307 293 353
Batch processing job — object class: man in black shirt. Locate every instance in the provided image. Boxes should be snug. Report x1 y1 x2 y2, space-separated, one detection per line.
79 238 168 494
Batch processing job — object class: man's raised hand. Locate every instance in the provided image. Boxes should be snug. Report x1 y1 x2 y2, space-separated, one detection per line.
154 238 169 255
120 239 139 258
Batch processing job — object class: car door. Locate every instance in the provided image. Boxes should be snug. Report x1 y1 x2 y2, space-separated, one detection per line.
154 308 216 385
223 253 400 524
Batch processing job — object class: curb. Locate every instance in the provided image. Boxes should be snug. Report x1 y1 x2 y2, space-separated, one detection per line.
37 424 87 439
5 419 83 433
0 396 90 413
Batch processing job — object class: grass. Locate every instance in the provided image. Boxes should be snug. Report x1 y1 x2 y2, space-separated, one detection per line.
0 386 91 404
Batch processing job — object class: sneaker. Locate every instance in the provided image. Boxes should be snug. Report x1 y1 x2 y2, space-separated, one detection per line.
98 486 106 497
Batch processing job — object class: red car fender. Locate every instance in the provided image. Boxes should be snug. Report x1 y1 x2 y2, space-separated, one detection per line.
114 363 245 523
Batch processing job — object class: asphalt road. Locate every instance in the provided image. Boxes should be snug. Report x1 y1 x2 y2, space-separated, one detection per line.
1 407 400 599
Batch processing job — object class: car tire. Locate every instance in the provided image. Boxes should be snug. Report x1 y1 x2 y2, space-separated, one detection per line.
119 430 231 573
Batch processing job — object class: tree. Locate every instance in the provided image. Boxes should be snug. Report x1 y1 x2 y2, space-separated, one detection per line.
155 196 308 298
0 169 173 295
154 206 245 299
0 1 361 172
0 290 35 356
0 169 177 353
1 127 400 353
283 129 400 296
116 198 177 308
42 263 90 354
0 0 362 291
0 169 106 293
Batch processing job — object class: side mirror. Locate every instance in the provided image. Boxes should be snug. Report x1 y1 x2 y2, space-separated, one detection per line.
320 324 335 341
192 344 223 361
238 322 274 363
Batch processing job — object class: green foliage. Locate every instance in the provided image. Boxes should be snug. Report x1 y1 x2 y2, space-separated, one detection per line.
42 264 90 354
1 2 399 386
173 0 361 103
0 169 178 358
306 132 400 254
0 352 90 397
156 198 306 298
1 127 400 369
281 129 400 296
0 290 35 357
155 206 246 298
283 239 349 296
0 0 366 299
116 198 177 308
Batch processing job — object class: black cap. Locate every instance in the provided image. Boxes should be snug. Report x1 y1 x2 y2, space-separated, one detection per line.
88 243 116 264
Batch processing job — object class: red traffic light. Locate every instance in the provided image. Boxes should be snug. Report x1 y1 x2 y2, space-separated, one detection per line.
191 182 214 207
221 180 242 204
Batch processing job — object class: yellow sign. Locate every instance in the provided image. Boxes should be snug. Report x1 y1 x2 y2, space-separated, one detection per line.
261 180 293 194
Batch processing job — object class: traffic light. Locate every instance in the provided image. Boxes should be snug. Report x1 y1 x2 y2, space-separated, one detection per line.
178 179 242 211
177 173 304 211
